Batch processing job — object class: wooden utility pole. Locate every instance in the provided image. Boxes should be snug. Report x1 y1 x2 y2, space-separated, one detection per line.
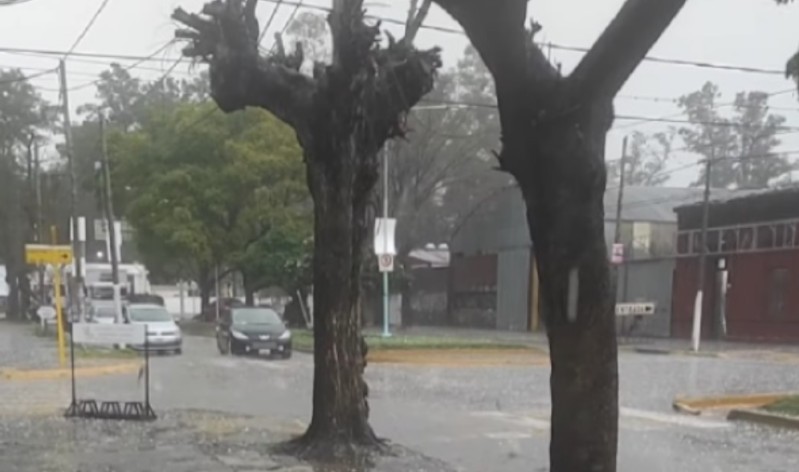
612 136 628 295
58 59 83 320
34 141 46 303
692 152 713 352
99 113 122 323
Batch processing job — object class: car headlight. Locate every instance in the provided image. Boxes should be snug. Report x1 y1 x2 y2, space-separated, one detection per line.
279 330 291 340
230 329 248 340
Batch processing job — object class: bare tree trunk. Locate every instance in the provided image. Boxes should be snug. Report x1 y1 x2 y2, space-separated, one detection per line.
516 104 618 470
430 0 687 470
242 271 256 306
299 149 379 453
173 0 439 458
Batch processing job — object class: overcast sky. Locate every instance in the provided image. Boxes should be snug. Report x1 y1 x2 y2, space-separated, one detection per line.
2 0 799 187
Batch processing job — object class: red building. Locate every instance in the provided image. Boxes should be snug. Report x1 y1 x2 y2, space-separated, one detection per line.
673 188 799 343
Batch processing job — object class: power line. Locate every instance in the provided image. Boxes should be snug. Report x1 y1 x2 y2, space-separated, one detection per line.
65 0 113 57
0 46 180 63
0 67 57 85
420 97 799 132
258 0 794 76
258 0 284 45
66 42 177 92
611 88 798 131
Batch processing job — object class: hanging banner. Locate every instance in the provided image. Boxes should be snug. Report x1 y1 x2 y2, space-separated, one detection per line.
374 218 397 255
610 243 624 265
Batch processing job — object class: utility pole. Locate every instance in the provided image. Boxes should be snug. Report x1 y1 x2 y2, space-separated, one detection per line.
381 143 391 338
99 113 122 323
34 141 46 304
59 59 83 321
612 136 628 279
692 152 714 352
612 137 628 334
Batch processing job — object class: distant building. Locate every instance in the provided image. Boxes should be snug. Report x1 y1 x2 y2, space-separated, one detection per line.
673 187 799 342
448 184 741 334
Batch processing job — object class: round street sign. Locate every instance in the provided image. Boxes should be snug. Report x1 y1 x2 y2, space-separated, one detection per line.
378 254 394 272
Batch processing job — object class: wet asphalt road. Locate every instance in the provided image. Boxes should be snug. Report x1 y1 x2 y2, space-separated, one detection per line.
5 326 799 471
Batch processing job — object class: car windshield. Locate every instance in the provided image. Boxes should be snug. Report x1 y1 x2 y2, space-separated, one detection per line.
89 286 114 300
127 306 172 322
232 308 282 325
94 306 117 318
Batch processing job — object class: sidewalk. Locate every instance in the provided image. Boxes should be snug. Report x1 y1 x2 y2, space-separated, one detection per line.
0 321 62 369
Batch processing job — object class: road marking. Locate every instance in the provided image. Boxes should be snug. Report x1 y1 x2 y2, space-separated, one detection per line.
620 407 729 429
471 407 730 432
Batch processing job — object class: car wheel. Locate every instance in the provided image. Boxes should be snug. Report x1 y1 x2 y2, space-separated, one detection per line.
281 350 292 359
174 348 182 355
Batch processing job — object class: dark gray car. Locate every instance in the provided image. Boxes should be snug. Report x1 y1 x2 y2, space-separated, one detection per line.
216 307 292 358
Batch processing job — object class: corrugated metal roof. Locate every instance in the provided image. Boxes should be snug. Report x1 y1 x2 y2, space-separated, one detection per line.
605 186 744 223
673 185 795 211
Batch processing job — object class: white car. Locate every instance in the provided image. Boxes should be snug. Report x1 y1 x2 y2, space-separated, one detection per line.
125 303 182 355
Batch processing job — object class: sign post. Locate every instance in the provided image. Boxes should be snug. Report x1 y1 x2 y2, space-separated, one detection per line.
374 217 396 338
25 241 73 368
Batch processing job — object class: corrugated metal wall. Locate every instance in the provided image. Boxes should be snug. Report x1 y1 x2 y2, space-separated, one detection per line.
617 258 675 337
496 248 531 331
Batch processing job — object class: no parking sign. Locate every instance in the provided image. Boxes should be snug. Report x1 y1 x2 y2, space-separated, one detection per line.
378 254 394 272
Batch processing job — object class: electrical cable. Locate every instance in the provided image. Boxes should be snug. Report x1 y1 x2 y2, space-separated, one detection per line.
65 0 113 57
258 0 793 76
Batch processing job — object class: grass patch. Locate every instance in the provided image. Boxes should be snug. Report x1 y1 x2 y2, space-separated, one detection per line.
74 346 140 359
762 396 799 417
292 330 532 352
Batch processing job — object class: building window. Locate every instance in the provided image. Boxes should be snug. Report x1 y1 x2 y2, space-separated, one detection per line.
768 268 789 318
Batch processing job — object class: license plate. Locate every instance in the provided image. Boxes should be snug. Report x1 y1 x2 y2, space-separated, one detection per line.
254 342 277 350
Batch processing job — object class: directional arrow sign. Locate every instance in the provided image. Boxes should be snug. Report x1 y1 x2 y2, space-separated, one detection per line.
25 244 73 265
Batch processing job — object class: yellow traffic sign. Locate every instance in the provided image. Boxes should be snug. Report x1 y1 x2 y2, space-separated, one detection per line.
25 244 73 265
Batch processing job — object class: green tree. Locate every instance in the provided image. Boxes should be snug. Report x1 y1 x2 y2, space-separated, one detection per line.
0 68 51 318
110 102 307 308
679 82 792 188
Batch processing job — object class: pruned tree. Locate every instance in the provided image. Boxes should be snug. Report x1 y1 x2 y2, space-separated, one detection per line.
172 0 440 456
429 0 686 470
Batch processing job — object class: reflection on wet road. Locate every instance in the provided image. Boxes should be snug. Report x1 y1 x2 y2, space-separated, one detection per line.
4 326 799 471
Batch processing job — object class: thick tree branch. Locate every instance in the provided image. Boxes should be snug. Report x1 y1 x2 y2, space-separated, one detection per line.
569 0 687 100
172 1 316 127
404 0 432 44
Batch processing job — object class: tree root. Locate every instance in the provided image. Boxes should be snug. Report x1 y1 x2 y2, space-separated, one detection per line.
275 428 392 466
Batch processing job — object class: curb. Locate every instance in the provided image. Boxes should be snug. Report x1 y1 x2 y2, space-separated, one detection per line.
728 408 799 430
632 346 720 358
0 362 142 381
673 392 797 412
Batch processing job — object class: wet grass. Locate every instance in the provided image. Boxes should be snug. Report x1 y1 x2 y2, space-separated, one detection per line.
74 347 140 359
762 396 799 416
292 330 532 352
181 321 534 352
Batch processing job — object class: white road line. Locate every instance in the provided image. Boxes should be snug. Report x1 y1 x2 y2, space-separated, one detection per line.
620 407 730 429
472 407 730 431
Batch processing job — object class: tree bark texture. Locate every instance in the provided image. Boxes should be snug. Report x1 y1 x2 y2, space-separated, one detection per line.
431 0 686 470
173 0 440 456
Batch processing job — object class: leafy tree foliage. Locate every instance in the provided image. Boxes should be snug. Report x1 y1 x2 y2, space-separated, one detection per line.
0 68 51 318
109 102 309 305
678 81 792 188
607 130 675 187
